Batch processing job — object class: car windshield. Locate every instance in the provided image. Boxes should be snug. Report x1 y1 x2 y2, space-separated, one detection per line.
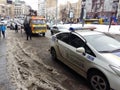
31 19 46 24
84 34 120 52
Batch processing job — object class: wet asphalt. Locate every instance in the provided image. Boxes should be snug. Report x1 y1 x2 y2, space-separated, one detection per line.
0 29 51 90
0 37 15 90
0 28 120 90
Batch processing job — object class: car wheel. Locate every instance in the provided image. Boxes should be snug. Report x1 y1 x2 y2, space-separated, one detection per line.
88 71 110 90
51 48 57 60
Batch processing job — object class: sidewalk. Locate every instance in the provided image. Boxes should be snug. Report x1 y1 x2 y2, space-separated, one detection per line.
0 38 15 90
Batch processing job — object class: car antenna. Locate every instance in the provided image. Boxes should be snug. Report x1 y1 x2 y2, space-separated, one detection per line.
108 15 112 32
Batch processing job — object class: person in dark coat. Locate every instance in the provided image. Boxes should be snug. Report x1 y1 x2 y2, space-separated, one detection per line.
15 23 18 32
25 23 32 40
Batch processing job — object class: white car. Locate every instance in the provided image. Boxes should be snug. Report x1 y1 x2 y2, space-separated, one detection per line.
50 24 70 35
1 20 8 25
50 29 120 90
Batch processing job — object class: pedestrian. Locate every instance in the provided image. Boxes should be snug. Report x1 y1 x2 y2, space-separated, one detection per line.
0 23 2 37
15 23 18 32
25 23 32 40
111 13 117 25
10 23 14 30
0 23 6 38
20 25 23 36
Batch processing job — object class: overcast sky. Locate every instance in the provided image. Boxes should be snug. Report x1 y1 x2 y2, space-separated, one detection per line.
18 0 78 10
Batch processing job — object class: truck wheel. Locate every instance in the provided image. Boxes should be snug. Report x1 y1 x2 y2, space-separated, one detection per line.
42 33 45 37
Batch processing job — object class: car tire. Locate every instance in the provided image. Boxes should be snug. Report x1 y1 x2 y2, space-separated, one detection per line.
51 48 57 60
88 71 110 90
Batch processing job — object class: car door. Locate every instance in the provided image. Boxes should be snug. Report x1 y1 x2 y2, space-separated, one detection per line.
56 33 70 61
68 33 96 74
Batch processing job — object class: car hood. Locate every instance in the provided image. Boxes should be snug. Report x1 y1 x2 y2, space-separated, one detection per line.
102 52 120 66
59 29 69 32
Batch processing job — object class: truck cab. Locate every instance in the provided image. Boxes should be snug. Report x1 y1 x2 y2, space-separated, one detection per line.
24 15 47 36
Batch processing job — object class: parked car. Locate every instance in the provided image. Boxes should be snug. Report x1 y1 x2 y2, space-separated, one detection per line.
50 24 69 35
50 29 120 90
1 20 8 25
50 24 96 35
10 21 21 30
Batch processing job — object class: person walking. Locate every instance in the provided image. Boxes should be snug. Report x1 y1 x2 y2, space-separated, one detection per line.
15 23 18 32
25 23 32 40
0 23 6 38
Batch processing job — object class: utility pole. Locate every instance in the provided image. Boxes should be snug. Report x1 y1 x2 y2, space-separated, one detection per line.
56 0 58 25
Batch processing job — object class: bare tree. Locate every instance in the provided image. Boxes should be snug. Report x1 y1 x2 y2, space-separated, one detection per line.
60 8 68 23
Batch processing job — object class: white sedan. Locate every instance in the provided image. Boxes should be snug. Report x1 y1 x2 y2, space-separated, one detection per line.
50 29 120 90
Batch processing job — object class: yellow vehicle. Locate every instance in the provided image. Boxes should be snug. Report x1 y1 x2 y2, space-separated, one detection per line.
24 15 47 36
30 16 47 36
84 18 103 24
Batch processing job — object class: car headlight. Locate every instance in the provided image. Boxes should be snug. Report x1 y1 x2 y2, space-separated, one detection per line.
110 65 120 77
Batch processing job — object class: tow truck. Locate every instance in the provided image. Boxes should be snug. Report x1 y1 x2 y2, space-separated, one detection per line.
24 10 47 36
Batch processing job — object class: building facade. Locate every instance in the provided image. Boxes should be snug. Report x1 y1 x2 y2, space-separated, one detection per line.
45 0 82 23
38 0 46 16
14 0 31 18
0 0 32 20
45 0 57 22
85 0 119 18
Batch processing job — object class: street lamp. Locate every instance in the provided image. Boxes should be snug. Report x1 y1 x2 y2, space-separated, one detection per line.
56 0 58 25
80 0 85 20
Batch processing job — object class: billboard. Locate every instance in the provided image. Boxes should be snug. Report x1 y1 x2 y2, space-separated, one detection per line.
7 0 12 4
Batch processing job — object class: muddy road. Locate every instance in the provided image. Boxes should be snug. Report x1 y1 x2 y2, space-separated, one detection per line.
6 30 90 90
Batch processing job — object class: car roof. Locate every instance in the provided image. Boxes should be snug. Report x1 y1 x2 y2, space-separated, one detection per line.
75 30 102 36
67 26 101 36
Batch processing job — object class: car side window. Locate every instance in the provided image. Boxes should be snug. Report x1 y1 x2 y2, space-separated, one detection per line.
70 34 95 56
70 34 84 48
56 33 69 44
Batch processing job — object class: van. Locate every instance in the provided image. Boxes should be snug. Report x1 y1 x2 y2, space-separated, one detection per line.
24 15 47 36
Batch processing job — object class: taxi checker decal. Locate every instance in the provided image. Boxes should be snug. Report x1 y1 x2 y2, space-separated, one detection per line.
86 54 95 61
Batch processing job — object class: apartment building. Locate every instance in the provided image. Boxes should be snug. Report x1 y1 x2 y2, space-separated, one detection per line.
0 0 6 19
14 1 31 18
45 0 82 23
45 0 57 21
38 0 47 16
0 0 31 19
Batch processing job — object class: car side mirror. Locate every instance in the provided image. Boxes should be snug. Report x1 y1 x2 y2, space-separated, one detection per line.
76 47 85 55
